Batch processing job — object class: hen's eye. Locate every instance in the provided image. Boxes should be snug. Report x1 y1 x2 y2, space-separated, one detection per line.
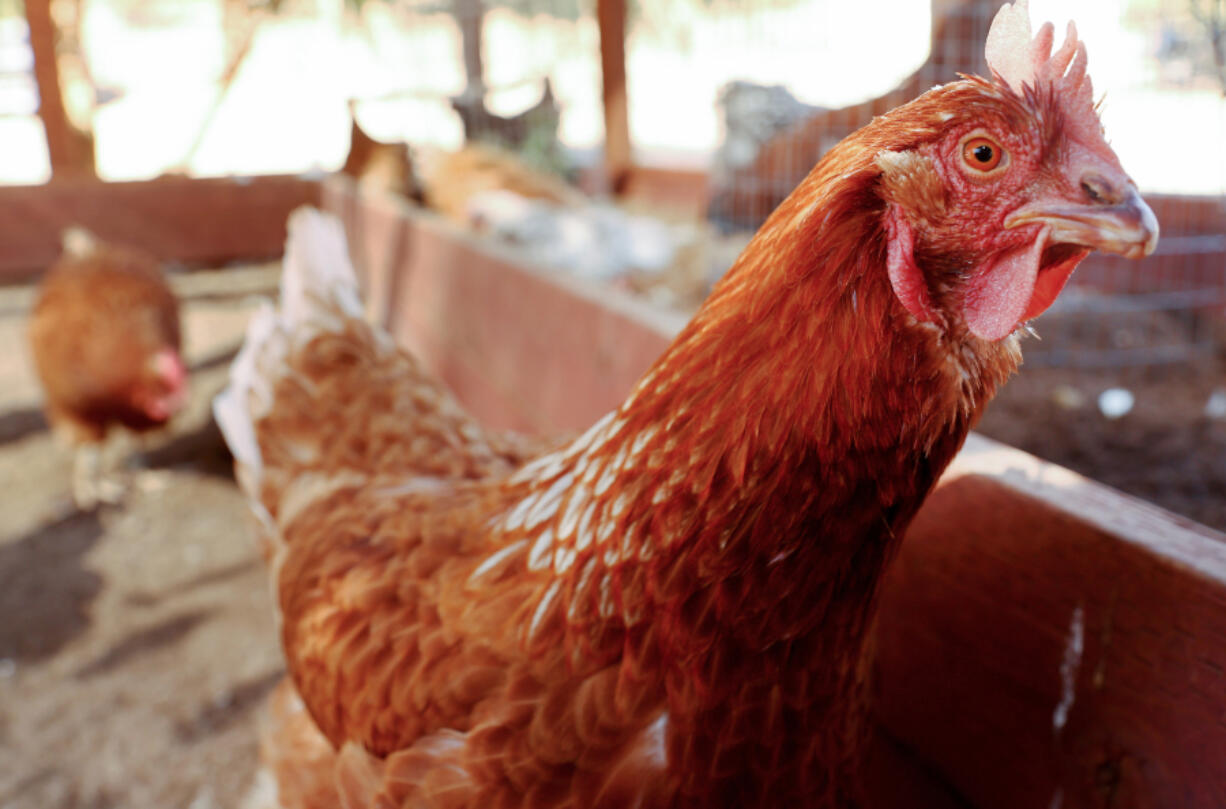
961 136 1005 172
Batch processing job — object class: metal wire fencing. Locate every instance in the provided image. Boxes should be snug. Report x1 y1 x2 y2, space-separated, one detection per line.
668 0 1226 369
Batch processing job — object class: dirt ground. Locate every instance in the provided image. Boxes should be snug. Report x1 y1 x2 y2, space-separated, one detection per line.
0 267 282 809
976 314 1226 533
1 263 1222 809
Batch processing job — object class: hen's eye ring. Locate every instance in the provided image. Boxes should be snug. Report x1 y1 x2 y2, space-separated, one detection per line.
961 136 1005 172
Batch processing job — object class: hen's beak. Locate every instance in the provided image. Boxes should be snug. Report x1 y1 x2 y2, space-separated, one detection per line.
1005 184 1159 260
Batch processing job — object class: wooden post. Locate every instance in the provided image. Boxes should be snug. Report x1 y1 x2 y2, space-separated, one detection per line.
455 0 485 100
597 0 630 193
26 0 96 180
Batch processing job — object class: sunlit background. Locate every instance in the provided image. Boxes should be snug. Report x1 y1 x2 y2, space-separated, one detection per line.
2 0 1226 507
1 0 1223 191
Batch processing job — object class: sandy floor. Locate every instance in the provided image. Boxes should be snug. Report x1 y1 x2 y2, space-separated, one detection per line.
0 267 281 809
977 312 1226 533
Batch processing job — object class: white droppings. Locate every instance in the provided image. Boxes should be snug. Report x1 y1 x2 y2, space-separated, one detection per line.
528 527 556 572
468 540 528 584
1053 604 1085 733
1097 388 1134 420
1205 388 1226 420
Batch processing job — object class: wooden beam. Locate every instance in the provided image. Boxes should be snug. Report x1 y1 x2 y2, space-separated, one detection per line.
597 0 631 193
0 175 321 278
25 0 95 180
455 0 486 101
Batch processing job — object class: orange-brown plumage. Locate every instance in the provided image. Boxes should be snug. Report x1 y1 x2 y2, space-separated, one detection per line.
29 234 186 506
420 143 581 225
217 4 1157 807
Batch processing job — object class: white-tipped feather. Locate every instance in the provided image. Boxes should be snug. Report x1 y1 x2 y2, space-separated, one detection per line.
280 207 365 327
212 207 365 506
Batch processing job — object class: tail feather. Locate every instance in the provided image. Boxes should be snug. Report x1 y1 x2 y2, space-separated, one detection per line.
214 205 544 554
279 208 365 331
212 207 366 516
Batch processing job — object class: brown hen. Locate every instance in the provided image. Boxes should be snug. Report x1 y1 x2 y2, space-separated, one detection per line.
29 232 187 509
216 3 1157 807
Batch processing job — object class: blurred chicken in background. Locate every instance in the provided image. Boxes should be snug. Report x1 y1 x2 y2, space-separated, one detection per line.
27 230 187 509
340 99 424 202
418 141 581 223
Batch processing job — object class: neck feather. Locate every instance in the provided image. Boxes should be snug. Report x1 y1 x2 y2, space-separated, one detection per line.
492 159 1019 660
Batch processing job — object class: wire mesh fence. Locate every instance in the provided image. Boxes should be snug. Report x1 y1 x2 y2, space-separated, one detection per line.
643 0 1226 369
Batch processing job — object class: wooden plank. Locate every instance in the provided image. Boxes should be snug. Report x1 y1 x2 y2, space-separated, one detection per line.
323 176 683 434
597 0 631 193
0 175 321 278
875 434 1226 809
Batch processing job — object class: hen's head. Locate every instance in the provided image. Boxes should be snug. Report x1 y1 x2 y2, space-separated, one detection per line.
869 0 1157 341
130 348 189 425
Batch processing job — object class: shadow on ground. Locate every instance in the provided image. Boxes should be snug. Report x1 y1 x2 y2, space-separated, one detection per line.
0 407 48 447
0 510 104 662
73 609 215 679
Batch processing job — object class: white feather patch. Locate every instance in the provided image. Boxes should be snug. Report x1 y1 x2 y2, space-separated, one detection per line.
213 208 367 499
468 540 529 585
